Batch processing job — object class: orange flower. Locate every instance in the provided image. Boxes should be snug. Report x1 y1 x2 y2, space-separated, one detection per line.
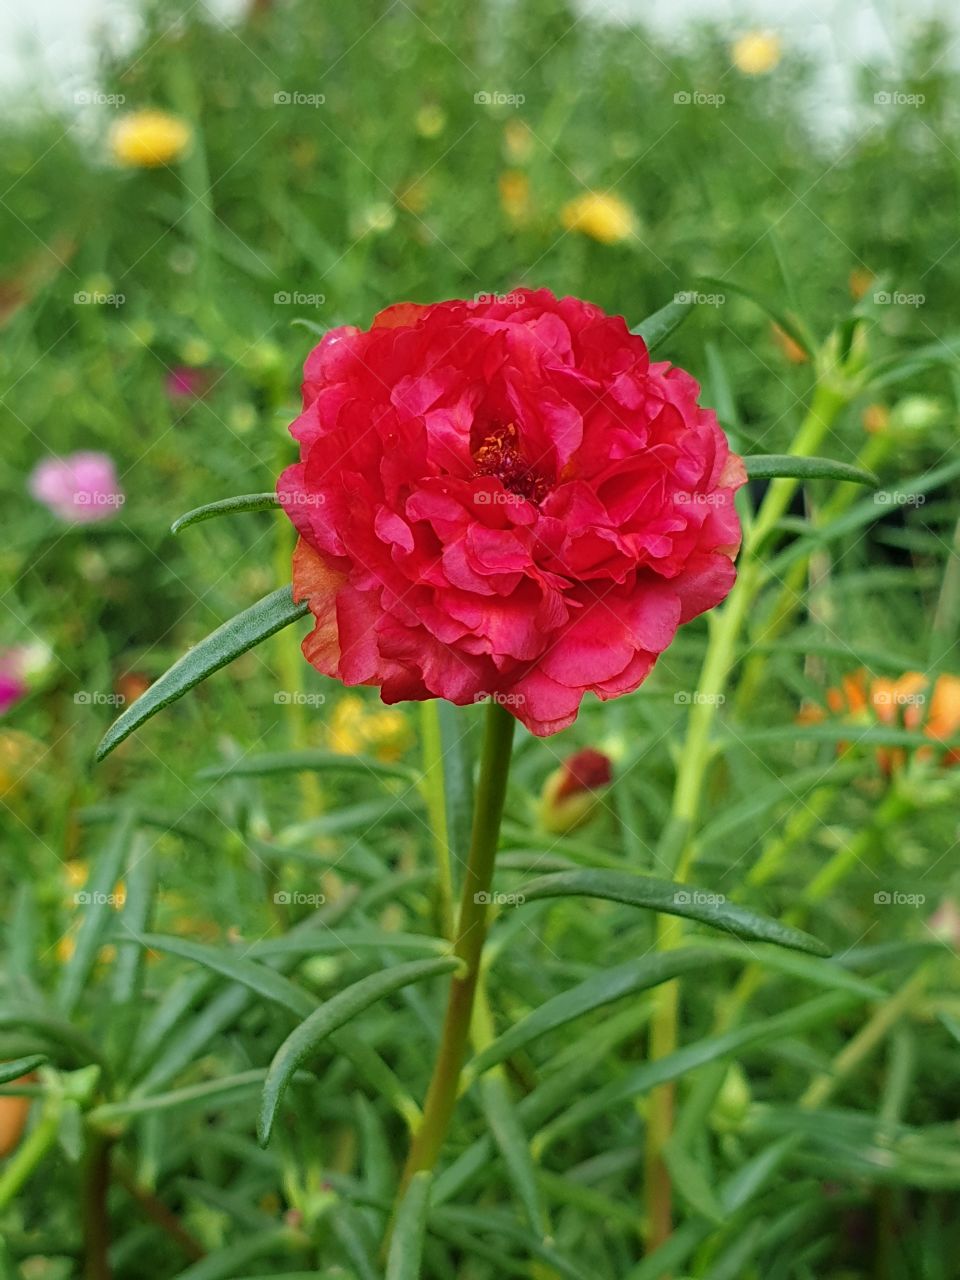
771 322 809 365
806 669 959 772
499 170 531 224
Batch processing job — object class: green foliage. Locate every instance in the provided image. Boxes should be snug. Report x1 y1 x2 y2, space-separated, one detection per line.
3 0 960 1276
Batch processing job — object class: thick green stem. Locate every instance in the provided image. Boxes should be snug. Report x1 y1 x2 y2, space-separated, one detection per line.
398 701 515 1189
800 967 929 1110
735 430 892 711
82 1134 113 1280
420 702 456 939
642 378 850 1251
0 1096 61 1210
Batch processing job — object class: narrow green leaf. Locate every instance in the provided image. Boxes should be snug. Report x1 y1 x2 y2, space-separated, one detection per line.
535 991 854 1153
517 870 830 956
258 957 459 1145
170 1230 289 1280
478 1074 546 1235
387 1171 432 1280
291 317 327 338
727 722 960 752
111 838 156 1009
690 939 884 1000
171 492 280 535
631 297 693 351
197 749 416 784
0 1006 104 1068
466 948 720 1081
662 1138 725 1223
95 587 309 761
90 1070 283 1123
251 931 447 960
136 934 315 1018
0 1055 46 1084
58 809 137 1015
698 275 816 358
744 455 879 486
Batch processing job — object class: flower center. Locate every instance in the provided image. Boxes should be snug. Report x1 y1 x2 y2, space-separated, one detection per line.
472 423 550 503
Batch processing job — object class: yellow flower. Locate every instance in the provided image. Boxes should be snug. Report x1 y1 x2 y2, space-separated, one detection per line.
560 192 637 245
415 105 446 138
0 732 43 799
849 268 875 300
502 120 534 163
110 110 192 168
499 170 531 224
327 696 412 762
732 32 782 76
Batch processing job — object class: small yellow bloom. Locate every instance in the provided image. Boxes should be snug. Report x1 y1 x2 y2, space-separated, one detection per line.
110 109 192 168
0 732 43 799
771 322 809 365
415 105 446 138
862 403 890 434
561 192 637 245
327 696 412 762
732 32 781 76
849 268 875 300
499 170 531 224
502 120 534 163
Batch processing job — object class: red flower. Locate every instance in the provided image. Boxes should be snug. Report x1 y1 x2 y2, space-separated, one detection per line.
279 289 744 736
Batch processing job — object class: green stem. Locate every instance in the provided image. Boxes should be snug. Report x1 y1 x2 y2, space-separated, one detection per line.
735 430 892 711
82 1133 113 1280
0 1096 61 1210
642 377 849 1251
800 967 929 1110
398 701 516 1189
420 702 456 939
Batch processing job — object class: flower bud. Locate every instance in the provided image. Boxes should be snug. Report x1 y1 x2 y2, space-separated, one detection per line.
0 1070 35 1157
888 394 948 437
928 899 960 948
710 1062 752 1133
539 748 613 834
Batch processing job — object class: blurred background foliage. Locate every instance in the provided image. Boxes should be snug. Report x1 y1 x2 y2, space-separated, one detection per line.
2 1 960 1277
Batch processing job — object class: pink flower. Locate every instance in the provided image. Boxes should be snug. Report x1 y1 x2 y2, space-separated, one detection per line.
279 290 744 736
0 671 25 716
165 366 212 401
29 452 124 523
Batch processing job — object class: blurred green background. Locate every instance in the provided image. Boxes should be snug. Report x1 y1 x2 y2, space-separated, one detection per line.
2 2 960 1276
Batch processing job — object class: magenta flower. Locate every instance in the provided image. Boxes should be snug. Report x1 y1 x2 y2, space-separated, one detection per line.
29 452 125 523
165 367 212 401
0 670 25 716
